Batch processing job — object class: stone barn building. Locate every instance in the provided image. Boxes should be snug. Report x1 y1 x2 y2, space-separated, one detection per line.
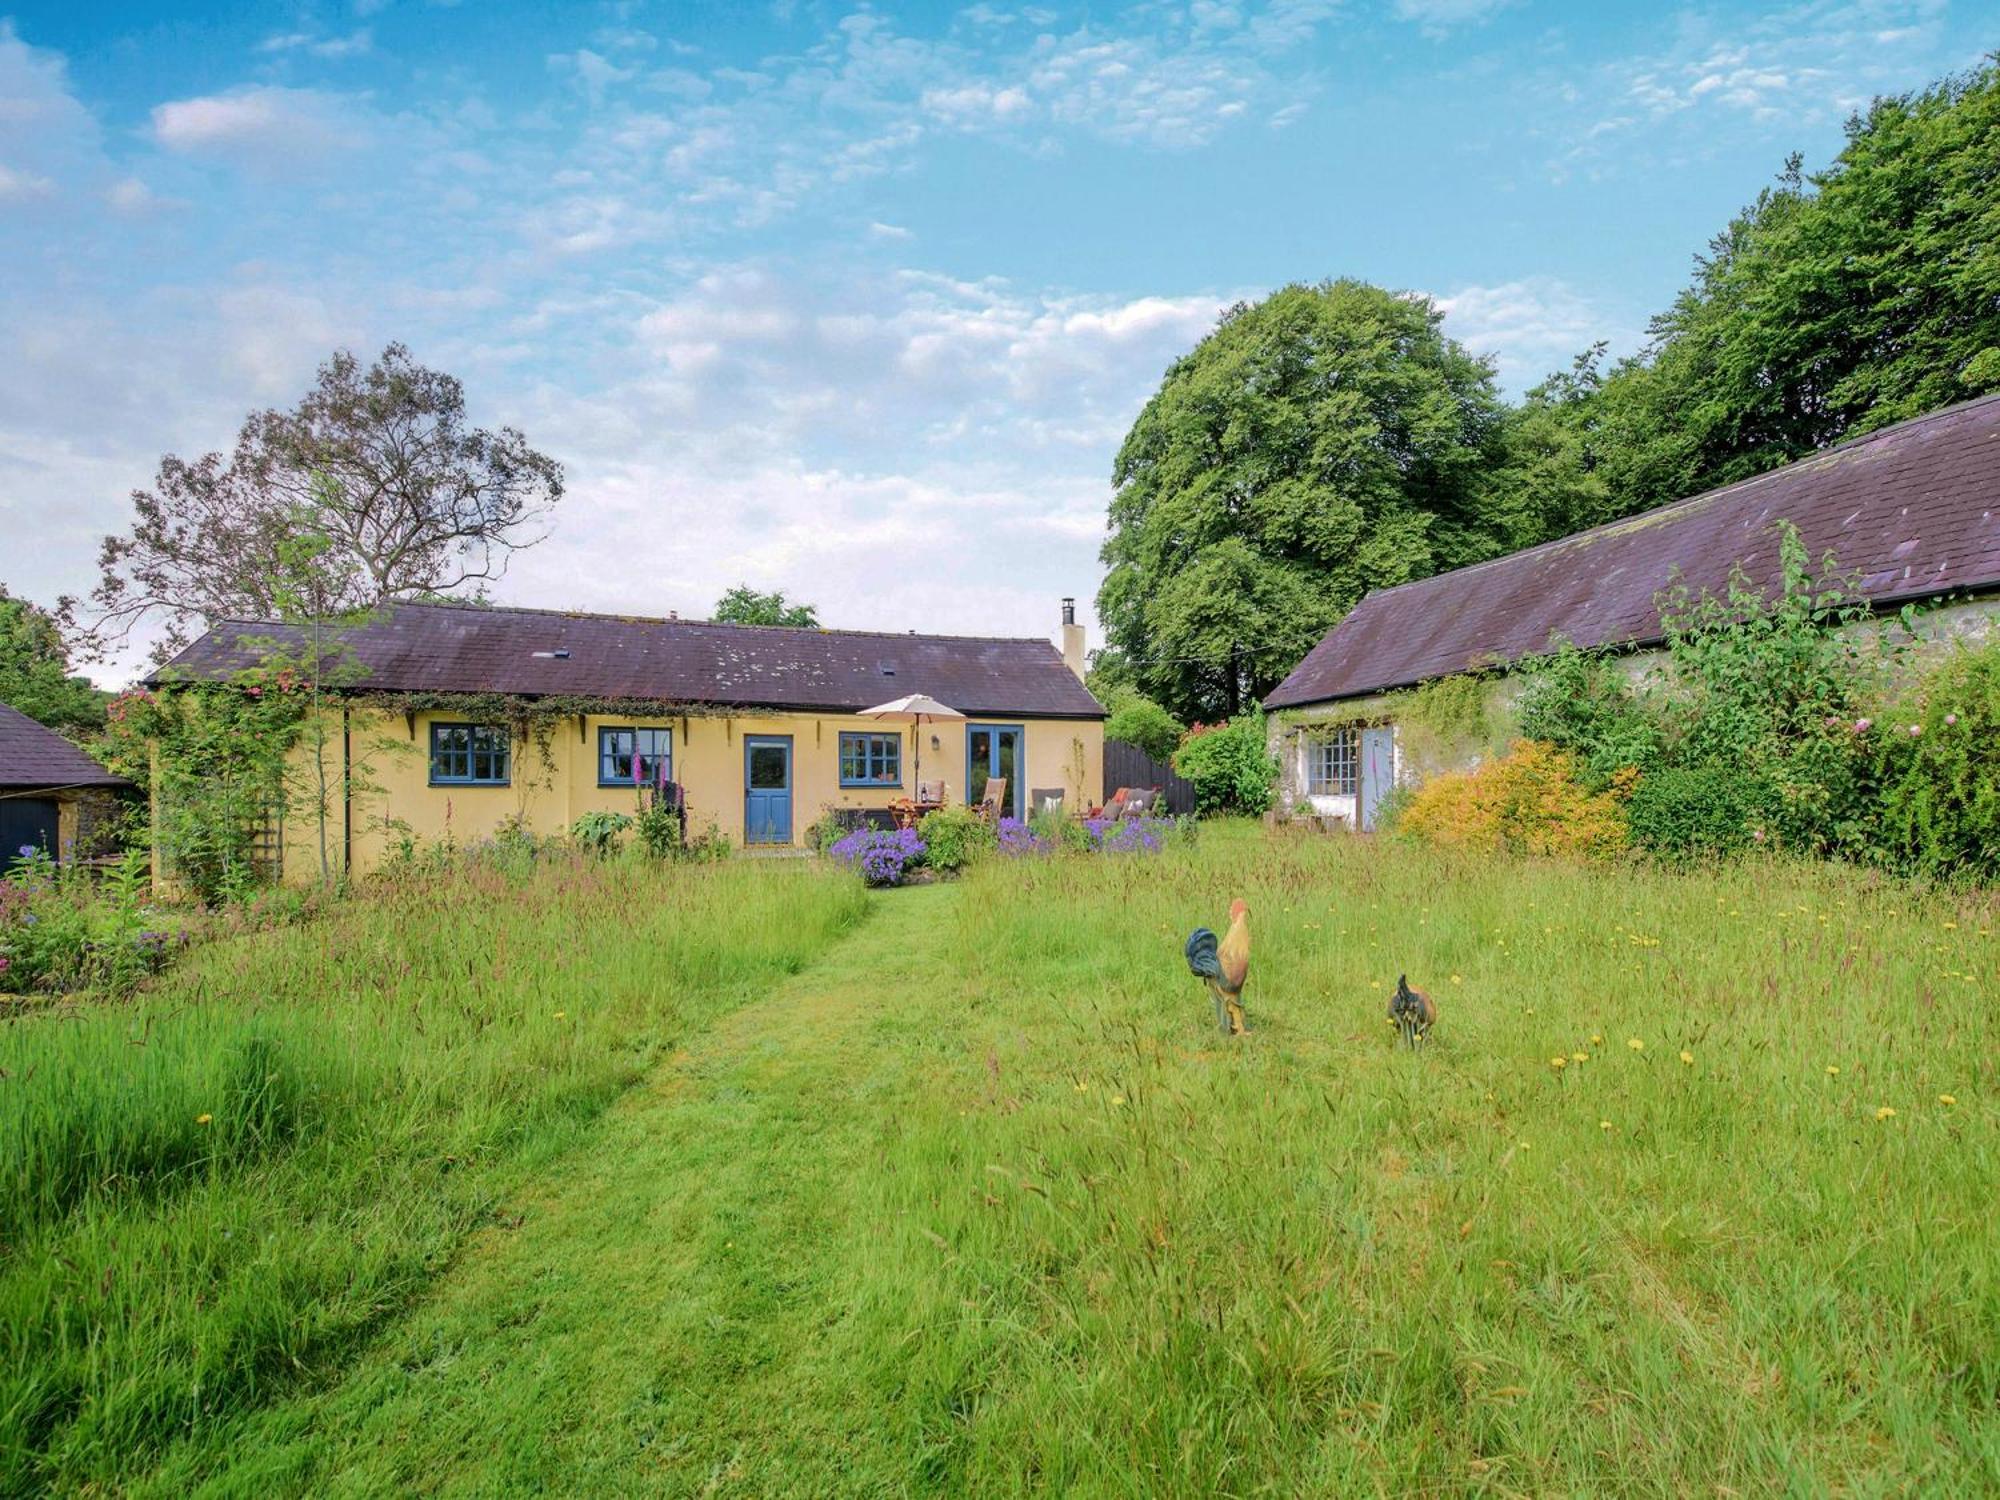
1264 393 2000 831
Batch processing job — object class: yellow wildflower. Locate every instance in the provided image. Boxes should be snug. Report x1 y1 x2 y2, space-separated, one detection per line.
1599 1120 1613 1132
1627 1038 1644 1052
1938 1094 1958 1107
1111 1095 1127 1107
1875 1106 1896 1121
1591 1034 1603 1046
1550 1056 1568 1070
554 1011 567 1020
1679 1050 1693 1066
1944 921 1958 930
1450 974 1463 985
1073 1080 1089 1092
195 1113 213 1125
1825 1065 1840 1076
1572 1051 1588 1063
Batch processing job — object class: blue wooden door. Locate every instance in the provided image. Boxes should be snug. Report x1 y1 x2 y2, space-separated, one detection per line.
744 736 793 844
1359 727 1395 832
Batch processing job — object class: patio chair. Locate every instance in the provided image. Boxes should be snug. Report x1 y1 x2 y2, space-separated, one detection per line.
974 776 1008 822
917 779 947 807
1031 787 1065 816
1098 787 1133 819
1122 787 1161 819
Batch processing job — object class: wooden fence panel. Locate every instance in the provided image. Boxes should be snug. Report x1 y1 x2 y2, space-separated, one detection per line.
1103 740 1196 816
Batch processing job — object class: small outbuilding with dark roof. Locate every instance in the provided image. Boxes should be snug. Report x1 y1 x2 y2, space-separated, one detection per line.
0 701 133 866
1264 394 2000 831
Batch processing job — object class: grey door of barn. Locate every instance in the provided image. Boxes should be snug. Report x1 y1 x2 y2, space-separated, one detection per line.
1358 728 1395 832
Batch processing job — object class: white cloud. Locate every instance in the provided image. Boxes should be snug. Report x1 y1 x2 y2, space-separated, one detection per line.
0 162 53 198
1429 277 1636 393
258 29 373 59
151 86 369 159
0 21 104 198
1556 0 1957 172
1392 0 1511 35
868 220 913 240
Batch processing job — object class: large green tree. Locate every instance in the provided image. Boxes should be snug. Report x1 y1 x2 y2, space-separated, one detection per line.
0 585 106 738
1098 279 1510 720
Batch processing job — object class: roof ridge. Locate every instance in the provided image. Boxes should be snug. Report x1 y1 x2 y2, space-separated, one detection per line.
1350 391 2000 610
205 600 1060 647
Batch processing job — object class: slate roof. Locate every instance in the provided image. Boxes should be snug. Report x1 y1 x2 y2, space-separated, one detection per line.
1267 393 2000 709
0 702 130 791
158 602 1107 719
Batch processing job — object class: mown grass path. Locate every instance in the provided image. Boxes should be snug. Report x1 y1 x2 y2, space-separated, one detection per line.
155 884 952 1497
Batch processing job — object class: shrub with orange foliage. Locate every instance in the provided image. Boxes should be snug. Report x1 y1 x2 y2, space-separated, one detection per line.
1395 740 1630 859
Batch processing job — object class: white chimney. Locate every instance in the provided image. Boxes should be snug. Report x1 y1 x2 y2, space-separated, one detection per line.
1059 597 1086 680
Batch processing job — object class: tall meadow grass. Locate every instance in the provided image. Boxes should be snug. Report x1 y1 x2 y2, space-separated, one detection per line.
0 852 866 1491
826 826 2000 1492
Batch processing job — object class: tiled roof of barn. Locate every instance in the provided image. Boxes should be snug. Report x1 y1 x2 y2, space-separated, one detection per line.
0 702 130 791
157 602 1107 719
1266 393 2000 709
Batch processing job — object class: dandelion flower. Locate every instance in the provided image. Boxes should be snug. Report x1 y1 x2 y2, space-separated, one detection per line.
1550 1056 1568 1070
1599 1120 1613 1132
195 1113 213 1125
1938 1094 1958 1107
1451 974 1463 985
1943 921 1958 930
1111 1095 1127 1107
1826 1065 1840 1076
1591 1034 1604 1046
1572 1051 1589 1063
1627 1038 1644 1052
554 1011 567 1020
1073 1080 1089 1093
1679 1050 1694 1065
1875 1106 1896 1121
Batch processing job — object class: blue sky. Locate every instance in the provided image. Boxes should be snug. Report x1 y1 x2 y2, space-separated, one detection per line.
1 1 1988 677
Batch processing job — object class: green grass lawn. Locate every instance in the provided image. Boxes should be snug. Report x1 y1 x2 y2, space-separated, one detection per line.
7 824 1998 1495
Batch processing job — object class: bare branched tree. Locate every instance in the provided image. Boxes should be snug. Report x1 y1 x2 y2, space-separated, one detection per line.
68 343 563 662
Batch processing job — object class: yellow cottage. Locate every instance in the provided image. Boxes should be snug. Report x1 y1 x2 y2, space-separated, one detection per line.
158 599 1106 880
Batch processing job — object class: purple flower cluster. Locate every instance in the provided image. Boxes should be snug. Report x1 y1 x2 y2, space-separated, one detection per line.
828 826 926 887
1087 816 1169 854
997 815 1174 858
996 817 1049 857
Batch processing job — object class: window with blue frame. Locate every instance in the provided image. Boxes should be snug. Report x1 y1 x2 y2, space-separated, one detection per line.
430 723 510 785
599 726 674 787
838 731 902 787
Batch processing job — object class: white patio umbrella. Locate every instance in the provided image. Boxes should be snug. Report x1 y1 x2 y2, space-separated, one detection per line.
858 693 965 793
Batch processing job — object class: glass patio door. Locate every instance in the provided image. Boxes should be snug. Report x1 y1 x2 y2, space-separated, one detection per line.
966 725 1022 820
